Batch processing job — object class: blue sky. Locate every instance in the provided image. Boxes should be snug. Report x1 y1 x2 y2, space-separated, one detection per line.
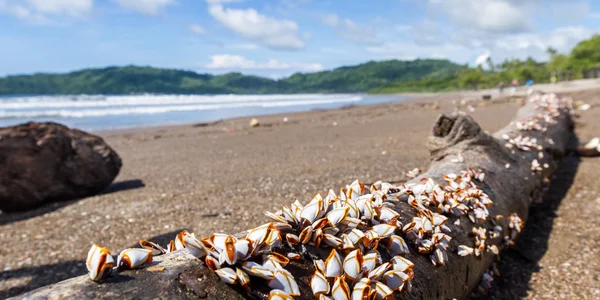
0 0 599 78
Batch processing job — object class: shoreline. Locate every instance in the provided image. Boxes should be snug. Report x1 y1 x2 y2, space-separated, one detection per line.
99 77 600 135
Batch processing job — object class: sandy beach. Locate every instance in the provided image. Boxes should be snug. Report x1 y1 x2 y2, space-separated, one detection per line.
1 84 599 298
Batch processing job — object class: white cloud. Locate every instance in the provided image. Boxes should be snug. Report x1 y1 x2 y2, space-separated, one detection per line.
368 24 595 67
321 14 338 26
205 0 243 3
550 0 591 23
0 0 93 23
395 25 412 33
226 43 259 50
205 54 324 72
190 24 206 35
412 19 441 45
366 41 473 63
112 0 175 15
493 26 595 56
321 13 381 45
207 3 305 50
429 0 531 34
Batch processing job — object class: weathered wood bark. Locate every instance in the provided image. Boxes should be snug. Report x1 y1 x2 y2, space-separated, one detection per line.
14 96 573 300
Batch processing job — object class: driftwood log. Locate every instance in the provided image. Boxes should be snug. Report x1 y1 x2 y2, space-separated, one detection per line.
14 94 573 299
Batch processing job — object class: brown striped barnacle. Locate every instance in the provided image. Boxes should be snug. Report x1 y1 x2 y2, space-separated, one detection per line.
116 248 153 271
86 244 115 282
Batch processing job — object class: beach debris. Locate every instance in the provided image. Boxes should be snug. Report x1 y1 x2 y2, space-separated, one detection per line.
82 162 531 298
405 168 421 179
577 137 600 157
146 266 165 272
584 137 599 150
432 102 440 110
283 117 289 123
575 100 590 111
451 153 465 163
250 118 260 127
0 122 122 213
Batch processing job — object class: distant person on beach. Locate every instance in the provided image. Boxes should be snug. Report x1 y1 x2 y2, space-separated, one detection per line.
551 76 557 84
497 81 504 93
526 79 534 95
511 79 519 94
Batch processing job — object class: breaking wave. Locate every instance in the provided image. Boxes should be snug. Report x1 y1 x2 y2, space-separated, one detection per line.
0 94 362 119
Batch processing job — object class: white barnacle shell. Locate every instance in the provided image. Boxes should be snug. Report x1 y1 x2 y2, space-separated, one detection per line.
457 245 474 256
174 230 189 250
236 268 250 289
300 198 322 225
378 207 400 224
326 206 350 226
371 280 393 299
264 229 282 248
430 248 447 266
322 234 343 248
382 235 410 255
265 252 290 267
368 262 391 281
299 225 314 245
215 267 238 284
347 228 366 245
324 249 343 278
362 251 379 273
205 255 221 271
246 223 272 246
87 244 114 282
139 240 167 256
331 276 351 300
116 248 153 271
242 261 275 280
369 224 396 238
268 289 294 300
287 252 301 260
269 270 301 296
214 234 238 265
265 211 288 223
351 278 372 300
310 270 330 297
383 270 410 291
181 232 209 259
343 249 363 281
391 255 414 272
340 233 355 250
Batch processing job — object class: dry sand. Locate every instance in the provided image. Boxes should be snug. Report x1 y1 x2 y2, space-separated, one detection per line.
0 86 599 299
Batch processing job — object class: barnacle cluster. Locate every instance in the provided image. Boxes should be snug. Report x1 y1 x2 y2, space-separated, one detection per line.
504 93 572 153
85 167 527 299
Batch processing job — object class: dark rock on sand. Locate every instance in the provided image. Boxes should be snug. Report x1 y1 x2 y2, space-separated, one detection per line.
0 122 121 212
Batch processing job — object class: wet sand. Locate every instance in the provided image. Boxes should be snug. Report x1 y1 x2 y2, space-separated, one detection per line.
1 86 599 298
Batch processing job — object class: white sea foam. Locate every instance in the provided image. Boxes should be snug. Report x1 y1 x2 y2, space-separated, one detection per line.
0 95 362 119
0 94 358 109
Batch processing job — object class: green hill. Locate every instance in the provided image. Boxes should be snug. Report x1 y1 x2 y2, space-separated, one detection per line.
0 59 461 95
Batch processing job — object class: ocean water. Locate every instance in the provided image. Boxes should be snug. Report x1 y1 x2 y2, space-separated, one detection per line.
0 94 407 131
